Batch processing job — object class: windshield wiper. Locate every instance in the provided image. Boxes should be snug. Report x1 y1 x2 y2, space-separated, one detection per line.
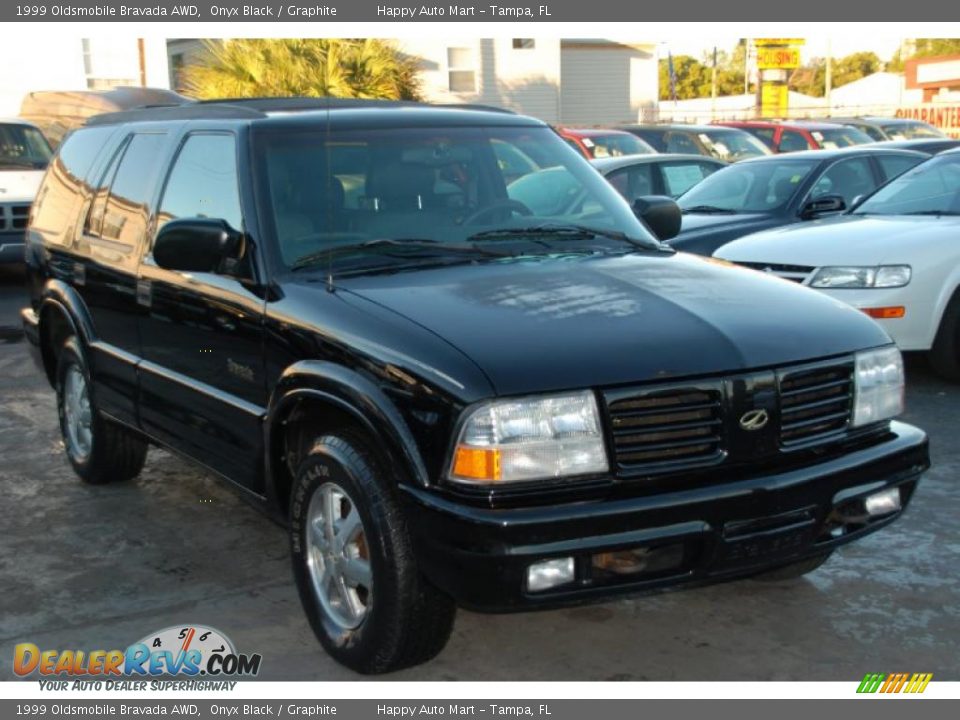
290 238 510 271
901 210 960 217
467 224 667 251
681 205 737 215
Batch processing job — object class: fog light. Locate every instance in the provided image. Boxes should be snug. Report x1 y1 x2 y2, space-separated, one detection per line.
865 487 901 517
526 557 575 592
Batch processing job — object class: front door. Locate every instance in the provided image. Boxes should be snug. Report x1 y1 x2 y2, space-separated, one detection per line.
136 131 268 492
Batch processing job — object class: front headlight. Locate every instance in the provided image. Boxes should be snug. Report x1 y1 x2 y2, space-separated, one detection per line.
853 346 904 427
448 390 609 484
809 265 911 288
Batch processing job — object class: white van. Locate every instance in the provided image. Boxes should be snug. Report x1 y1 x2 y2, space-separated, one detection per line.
0 119 51 264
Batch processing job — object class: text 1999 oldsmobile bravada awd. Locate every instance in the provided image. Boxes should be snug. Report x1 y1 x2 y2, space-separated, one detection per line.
22 99 929 673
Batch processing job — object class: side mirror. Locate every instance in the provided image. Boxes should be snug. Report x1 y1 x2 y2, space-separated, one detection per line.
800 194 846 219
632 195 682 241
153 218 246 273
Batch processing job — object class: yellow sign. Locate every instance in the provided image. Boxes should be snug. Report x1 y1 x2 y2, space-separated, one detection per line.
754 38 806 46
760 83 788 119
757 47 801 70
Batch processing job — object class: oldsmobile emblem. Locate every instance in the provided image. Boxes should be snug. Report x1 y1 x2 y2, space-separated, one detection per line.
739 408 769 431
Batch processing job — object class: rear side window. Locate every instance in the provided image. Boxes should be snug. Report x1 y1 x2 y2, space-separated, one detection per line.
87 133 167 249
661 161 720 197
606 163 656 199
31 126 114 246
877 154 924 181
778 130 809 153
158 134 242 233
748 128 776 149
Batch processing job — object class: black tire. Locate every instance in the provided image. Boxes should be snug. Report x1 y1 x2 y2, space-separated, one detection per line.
290 433 456 674
929 290 960 381
751 552 833 582
55 337 147 484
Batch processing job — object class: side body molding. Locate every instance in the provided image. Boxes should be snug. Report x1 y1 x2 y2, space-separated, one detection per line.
266 360 432 494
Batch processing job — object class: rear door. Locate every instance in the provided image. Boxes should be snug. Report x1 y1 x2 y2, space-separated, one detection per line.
75 130 170 425
136 130 267 491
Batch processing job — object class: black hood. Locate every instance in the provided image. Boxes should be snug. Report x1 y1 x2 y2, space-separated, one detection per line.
670 212 784 256
336 253 890 397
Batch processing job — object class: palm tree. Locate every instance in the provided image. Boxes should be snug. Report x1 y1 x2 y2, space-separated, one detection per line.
182 39 422 101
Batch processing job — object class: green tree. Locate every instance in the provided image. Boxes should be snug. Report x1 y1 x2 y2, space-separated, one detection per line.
182 39 422 101
659 54 711 100
789 52 881 97
659 41 755 101
889 39 960 71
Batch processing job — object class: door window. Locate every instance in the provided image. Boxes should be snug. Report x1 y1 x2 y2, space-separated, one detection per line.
808 157 876 207
158 133 242 233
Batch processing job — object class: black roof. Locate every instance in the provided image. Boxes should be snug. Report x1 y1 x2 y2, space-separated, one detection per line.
869 138 960 154
735 145 929 164
621 124 740 133
590 153 726 173
84 96 534 128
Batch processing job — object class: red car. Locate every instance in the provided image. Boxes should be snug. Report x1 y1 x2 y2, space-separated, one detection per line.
557 127 656 159
715 120 874 153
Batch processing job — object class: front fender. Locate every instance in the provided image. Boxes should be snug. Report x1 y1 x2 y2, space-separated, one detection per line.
38 279 96 346
266 360 432 497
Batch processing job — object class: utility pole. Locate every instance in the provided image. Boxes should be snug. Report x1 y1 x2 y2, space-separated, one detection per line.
824 38 832 114
711 46 718 114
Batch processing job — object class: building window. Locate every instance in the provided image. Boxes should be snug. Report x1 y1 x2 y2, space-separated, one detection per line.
169 53 185 92
81 38 138 90
447 47 476 93
512 39 535 50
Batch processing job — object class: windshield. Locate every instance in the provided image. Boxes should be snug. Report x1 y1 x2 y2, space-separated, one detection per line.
698 130 771 161
881 121 944 140
584 133 654 158
811 127 873 148
0 124 52 169
255 125 658 271
854 152 960 216
678 158 818 213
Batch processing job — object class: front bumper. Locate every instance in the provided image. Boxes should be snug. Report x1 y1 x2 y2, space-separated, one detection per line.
817 287 932 351
401 421 928 611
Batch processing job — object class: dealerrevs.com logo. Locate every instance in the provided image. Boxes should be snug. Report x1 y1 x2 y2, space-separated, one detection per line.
14 625 262 683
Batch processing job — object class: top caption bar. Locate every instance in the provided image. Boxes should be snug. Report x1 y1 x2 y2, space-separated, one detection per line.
3 1 958 22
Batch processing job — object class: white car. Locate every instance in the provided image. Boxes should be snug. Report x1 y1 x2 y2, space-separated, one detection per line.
715 148 960 380
0 119 52 264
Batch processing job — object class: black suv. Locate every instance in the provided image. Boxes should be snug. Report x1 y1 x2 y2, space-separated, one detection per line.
22 98 929 674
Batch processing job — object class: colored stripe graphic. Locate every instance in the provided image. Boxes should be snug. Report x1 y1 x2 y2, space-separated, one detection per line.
857 672 932 694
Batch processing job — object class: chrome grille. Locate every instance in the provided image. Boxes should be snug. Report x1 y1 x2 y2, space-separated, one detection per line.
607 386 723 471
737 261 815 284
778 361 854 447
0 203 30 232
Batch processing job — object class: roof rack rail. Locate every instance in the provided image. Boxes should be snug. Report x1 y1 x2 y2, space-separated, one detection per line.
85 96 517 126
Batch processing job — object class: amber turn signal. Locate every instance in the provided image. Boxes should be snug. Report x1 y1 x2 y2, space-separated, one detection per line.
452 447 502 481
862 306 905 319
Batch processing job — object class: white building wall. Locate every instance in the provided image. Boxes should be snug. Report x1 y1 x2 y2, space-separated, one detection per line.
0 37 169 118
559 43 658 125
398 38 562 123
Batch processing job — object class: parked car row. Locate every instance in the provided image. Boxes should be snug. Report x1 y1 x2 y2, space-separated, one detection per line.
556 117 951 165
714 149 960 380
572 125 960 382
